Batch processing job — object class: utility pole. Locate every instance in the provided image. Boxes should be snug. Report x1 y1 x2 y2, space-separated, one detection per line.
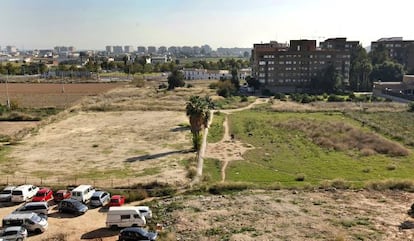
5 71 10 109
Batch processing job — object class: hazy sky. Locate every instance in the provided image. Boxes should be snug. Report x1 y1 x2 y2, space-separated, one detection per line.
1 0 413 50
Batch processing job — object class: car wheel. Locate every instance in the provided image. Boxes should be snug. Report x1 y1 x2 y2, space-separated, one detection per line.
35 228 42 234
17 238 23 241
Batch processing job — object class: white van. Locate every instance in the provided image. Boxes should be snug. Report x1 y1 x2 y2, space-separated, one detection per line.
71 185 95 203
11 185 39 203
2 212 48 233
106 206 146 229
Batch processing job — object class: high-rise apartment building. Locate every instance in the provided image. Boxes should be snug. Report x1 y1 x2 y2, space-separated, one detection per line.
106 46 114 53
147 46 157 54
252 38 357 93
137 46 146 54
124 45 134 53
371 37 414 72
113 46 123 54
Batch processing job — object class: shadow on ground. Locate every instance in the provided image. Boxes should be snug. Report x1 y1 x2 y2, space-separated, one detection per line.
170 126 190 132
81 227 118 239
125 150 192 163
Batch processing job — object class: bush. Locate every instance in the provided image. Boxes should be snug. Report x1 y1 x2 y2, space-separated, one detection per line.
208 182 251 194
409 102 414 112
295 173 306 182
240 95 248 102
216 80 235 98
158 83 167 89
327 94 345 102
261 88 273 96
186 83 194 88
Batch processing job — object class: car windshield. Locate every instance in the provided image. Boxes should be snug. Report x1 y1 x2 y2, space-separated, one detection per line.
3 230 18 236
35 192 46 197
0 190 11 194
91 196 100 200
30 215 42 222
56 193 63 197
12 190 22 195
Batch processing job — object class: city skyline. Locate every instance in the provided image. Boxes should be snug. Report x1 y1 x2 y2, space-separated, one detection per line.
1 0 414 50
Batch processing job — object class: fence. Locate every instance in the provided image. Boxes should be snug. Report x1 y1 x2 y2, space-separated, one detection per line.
0 176 171 189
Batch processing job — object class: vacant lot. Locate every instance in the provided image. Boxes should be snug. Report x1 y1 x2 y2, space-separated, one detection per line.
0 83 124 108
210 110 414 187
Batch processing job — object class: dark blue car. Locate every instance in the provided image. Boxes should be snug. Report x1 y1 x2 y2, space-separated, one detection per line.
119 227 157 241
58 199 88 215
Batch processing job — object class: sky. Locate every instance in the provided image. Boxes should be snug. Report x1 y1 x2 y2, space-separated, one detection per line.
1 0 414 50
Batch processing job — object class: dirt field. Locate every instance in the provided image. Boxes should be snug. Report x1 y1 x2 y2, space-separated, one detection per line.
7 110 192 186
0 83 124 108
0 121 39 136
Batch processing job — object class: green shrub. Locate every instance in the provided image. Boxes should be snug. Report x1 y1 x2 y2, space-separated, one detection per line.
261 88 273 96
240 95 248 102
327 94 345 102
208 182 251 194
295 173 306 182
409 102 414 112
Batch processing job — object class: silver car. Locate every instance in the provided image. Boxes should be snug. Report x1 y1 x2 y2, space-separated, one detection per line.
90 191 110 207
0 186 16 202
0 226 28 241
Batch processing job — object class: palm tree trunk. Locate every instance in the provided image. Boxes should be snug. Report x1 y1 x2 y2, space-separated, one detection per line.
195 111 213 178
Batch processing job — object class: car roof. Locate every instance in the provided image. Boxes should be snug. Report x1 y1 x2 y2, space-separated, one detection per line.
3 226 24 232
14 185 36 190
111 195 123 198
92 191 105 196
57 189 68 193
121 227 147 233
24 201 48 206
3 186 16 190
37 188 51 193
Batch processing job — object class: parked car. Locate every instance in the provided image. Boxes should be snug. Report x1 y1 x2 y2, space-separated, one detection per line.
118 227 157 241
2 212 48 234
109 195 125 207
90 191 110 207
70 185 95 203
32 188 53 202
58 199 88 215
106 207 146 229
54 190 71 202
0 186 16 202
13 201 49 219
0 226 28 241
11 185 39 203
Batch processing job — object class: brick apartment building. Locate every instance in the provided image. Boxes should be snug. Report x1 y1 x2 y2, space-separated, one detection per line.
371 37 414 72
252 38 358 93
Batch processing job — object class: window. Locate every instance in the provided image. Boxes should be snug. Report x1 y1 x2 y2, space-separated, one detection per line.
133 214 141 219
279 61 284 64
259 61 266 65
326 55 331 58
121 215 130 220
268 61 274 65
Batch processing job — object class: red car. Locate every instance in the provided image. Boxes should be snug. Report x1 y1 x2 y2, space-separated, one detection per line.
54 190 71 202
32 188 54 202
109 195 125 207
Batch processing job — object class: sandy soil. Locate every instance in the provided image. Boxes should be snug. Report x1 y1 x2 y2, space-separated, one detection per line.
1 189 413 241
0 122 39 136
7 110 192 186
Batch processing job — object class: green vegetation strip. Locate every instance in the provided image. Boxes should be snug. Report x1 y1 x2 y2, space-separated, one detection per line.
205 111 414 188
207 112 225 143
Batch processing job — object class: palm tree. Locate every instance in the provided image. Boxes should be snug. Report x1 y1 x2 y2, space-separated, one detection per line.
186 95 214 178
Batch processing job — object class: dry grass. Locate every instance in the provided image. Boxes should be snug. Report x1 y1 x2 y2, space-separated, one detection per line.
269 100 407 112
277 120 410 156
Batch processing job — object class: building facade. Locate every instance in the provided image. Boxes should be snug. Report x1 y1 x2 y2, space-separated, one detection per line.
252 39 356 93
183 68 231 80
371 37 414 72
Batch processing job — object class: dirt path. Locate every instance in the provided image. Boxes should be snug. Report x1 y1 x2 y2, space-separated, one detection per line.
206 98 269 182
